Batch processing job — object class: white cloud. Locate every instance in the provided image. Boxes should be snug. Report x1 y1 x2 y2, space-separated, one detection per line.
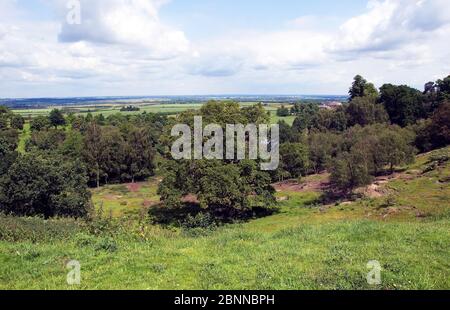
57 0 190 60
330 0 450 55
0 0 449 97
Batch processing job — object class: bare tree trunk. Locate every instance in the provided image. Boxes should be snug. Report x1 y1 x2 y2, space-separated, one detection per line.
96 163 100 188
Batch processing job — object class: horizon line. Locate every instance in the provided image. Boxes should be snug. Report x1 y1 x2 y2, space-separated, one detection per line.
1 94 349 101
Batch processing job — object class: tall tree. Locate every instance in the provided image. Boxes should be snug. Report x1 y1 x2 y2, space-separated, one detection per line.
83 122 103 188
379 84 425 127
330 148 373 193
123 127 155 183
346 96 389 127
158 102 276 218
349 75 367 99
349 75 379 100
0 130 19 176
49 109 66 129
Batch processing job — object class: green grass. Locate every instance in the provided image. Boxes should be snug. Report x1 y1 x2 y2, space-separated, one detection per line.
12 104 203 118
12 103 295 124
0 148 449 290
270 112 296 126
17 122 30 154
1 214 448 289
91 179 160 218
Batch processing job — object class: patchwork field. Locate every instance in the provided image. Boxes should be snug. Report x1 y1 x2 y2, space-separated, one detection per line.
12 102 297 125
0 148 448 289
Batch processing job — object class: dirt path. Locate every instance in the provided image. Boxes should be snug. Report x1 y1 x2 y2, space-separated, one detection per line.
273 173 330 193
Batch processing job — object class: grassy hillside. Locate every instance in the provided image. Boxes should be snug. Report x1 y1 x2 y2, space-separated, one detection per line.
0 147 449 289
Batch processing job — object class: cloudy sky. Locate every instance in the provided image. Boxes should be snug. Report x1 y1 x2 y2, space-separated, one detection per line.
0 0 449 98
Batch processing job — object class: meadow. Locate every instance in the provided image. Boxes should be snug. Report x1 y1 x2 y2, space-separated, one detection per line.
12 102 296 125
1 147 448 290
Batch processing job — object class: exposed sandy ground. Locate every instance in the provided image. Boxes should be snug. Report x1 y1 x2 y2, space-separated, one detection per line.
126 182 146 192
273 170 422 199
273 173 330 193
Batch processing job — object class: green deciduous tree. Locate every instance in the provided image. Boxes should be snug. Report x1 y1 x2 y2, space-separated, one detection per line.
308 131 342 174
0 130 19 176
26 129 66 152
158 102 276 218
349 75 379 100
310 108 348 132
292 103 320 131
346 96 389 127
330 149 373 193
49 109 66 129
278 120 300 144
279 143 310 179
330 124 417 192
10 114 25 130
379 84 425 127
30 115 51 131
276 105 290 117
415 101 450 151
0 153 91 218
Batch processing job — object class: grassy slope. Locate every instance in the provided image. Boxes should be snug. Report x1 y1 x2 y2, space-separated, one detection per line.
0 149 449 290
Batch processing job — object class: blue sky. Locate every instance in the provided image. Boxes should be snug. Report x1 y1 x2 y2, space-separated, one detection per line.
159 0 367 39
0 0 449 98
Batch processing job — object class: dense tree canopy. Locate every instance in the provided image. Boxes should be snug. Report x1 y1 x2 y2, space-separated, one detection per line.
0 153 91 218
346 96 389 127
330 124 416 192
158 101 275 217
10 114 25 130
415 101 450 152
276 105 290 117
1 74 450 220
292 103 320 131
278 143 309 179
31 115 51 131
0 129 19 176
379 84 425 127
49 109 66 129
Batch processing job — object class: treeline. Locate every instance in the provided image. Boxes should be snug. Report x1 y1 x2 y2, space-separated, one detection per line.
0 108 168 218
274 74 450 193
120 105 141 112
1 74 449 219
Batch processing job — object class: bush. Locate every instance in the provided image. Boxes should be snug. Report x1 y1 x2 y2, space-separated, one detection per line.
181 212 217 230
180 213 218 237
0 215 83 243
423 149 450 173
74 232 97 247
95 237 118 253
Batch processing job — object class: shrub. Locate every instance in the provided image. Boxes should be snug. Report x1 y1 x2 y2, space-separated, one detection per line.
181 212 217 230
0 215 83 243
95 237 118 253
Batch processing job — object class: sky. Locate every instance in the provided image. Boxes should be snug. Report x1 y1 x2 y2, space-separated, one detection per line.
0 0 449 98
